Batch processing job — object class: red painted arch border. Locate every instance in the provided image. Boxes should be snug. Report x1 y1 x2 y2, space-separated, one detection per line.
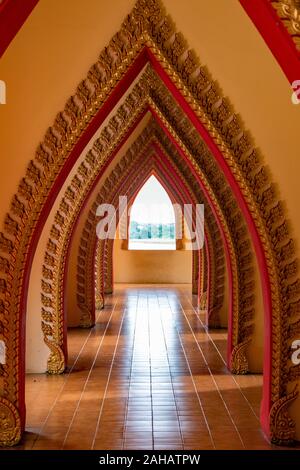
0 0 39 58
97 148 213 305
91 148 214 315
62 125 235 398
239 0 300 84
19 46 272 437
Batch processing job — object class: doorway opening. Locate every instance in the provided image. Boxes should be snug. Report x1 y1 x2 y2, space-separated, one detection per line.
129 175 176 250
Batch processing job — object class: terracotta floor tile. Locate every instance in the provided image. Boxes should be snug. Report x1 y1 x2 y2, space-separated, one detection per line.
16 285 288 450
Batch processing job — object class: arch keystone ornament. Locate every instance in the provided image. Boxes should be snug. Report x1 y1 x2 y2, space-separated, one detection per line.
0 0 300 446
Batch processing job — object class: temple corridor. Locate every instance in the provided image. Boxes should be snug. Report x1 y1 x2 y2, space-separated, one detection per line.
2 0 300 452
11 285 272 451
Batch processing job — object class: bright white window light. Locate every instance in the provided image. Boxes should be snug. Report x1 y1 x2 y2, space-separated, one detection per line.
129 175 176 250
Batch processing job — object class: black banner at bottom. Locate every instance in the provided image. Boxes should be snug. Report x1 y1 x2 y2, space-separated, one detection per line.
0 450 299 468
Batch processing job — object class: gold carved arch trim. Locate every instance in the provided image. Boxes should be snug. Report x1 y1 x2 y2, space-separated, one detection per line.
100 126 226 326
0 0 298 446
90 132 224 324
70 95 254 371
98 152 223 310
271 0 300 50
76 125 155 322
41 84 149 373
91 150 203 304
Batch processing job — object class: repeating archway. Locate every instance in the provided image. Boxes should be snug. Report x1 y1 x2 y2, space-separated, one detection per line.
98 164 211 301
90 135 226 328
0 0 299 447
68 110 253 377
65 104 256 385
78 133 207 315
92 150 214 317
99 171 214 305
91 126 253 352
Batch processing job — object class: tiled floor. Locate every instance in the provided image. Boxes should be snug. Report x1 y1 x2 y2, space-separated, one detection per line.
7 284 281 450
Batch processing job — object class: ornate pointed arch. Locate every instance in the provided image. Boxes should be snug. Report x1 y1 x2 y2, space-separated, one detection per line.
100 170 188 295
97 139 226 327
93 148 212 313
69 107 253 373
0 0 299 447
93 151 212 311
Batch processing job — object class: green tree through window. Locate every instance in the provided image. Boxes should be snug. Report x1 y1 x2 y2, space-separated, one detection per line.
128 176 176 250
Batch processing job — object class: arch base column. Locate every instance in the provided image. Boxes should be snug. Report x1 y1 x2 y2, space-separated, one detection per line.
207 307 221 328
270 389 298 446
104 287 113 295
230 340 250 375
95 293 104 310
0 397 21 447
79 306 95 328
46 340 66 374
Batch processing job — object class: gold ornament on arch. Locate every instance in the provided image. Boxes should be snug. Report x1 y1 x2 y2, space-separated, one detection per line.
0 0 299 447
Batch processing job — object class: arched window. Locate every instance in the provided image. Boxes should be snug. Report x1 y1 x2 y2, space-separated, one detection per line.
129 175 176 250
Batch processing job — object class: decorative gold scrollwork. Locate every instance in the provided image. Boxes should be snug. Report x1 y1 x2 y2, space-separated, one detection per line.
270 387 298 445
230 339 251 375
0 397 21 446
0 0 298 448
44 338 65 375
272 0 300 50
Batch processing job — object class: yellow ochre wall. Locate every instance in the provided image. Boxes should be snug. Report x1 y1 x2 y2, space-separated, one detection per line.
113 238 192 284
